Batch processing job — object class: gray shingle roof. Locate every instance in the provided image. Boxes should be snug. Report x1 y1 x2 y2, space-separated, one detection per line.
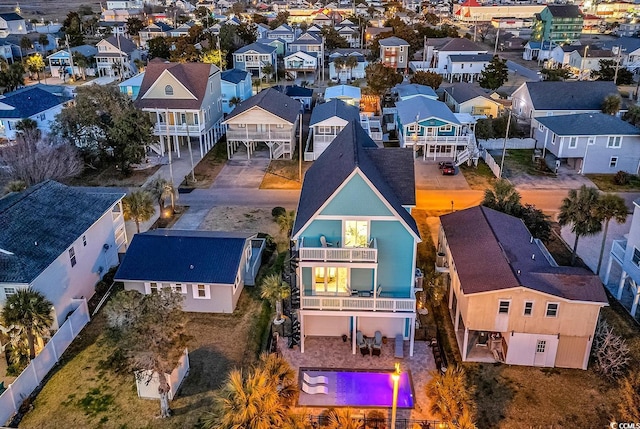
223 88 302 123
536 113 640 136
378 36 409 47
443 83 493 104
547 4 582 18
221 68 250 84
234 42 276 55
448 53 493 62
310 99 360 125
0 181 124 284
524 81 618 111
599 37 640 53
396 97 460 126
440 38 484 52
103 35 137 54
115 230 254 284
395 84 437 100
292 121 418 237
440 206 607 302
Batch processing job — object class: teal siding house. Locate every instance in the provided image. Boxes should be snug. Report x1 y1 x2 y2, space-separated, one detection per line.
292 121 421 356
396 97 477 163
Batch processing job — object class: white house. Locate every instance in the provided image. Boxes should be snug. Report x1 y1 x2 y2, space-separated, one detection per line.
283 51 318 80
0 13 26 37
47 45 98 79
0 85 73 141
445 53 493 83
115 231 264 313
0 181 127 327
306 99 361 160
328 50 368 83
95 35 141 78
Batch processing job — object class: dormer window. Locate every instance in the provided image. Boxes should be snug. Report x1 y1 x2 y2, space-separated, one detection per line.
165 85 174 96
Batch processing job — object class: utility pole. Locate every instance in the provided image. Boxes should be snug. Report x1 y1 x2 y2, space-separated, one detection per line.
580 45 589 80
499 109 511 179
66 35 74 79
613 45 622 84
165 108 174 185
184 111 195 183
494 28 500 55
298 112 303 182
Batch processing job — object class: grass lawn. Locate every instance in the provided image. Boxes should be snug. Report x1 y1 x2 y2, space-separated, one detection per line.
259 160 312 190
494 149 555 178
18 288 269 429
586 174 640 192
459 159 497 191
63 164 160 188
417 212 640 428
179 140 228 190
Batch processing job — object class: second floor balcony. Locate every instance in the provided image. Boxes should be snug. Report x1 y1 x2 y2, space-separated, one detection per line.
611 239 627 264
226 126 293 142
298 236 378 263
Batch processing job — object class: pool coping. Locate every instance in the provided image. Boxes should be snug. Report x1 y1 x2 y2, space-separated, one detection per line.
297 367 416 409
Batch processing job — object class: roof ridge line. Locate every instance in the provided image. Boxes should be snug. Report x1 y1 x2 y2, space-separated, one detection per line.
480 206 521 283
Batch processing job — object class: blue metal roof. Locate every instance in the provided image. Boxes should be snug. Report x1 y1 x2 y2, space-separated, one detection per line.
222 68 250 84
396 98 460 126
115 231 255 285
235 42 276 55
0 86 71 119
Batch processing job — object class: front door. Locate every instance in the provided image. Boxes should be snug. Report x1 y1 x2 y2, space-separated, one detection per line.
426 127 437 137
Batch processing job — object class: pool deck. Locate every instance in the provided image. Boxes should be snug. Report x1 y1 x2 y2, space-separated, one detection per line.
278 336 437 421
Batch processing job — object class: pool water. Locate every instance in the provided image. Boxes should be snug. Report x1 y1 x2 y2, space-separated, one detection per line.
298 369 414 408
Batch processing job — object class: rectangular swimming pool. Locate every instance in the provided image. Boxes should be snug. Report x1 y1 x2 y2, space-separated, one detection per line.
298 368 415 408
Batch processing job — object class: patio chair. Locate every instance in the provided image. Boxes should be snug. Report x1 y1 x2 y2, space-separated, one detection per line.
320 235 333 247
373 331 382 349
303 373 329 385
302 382 329 395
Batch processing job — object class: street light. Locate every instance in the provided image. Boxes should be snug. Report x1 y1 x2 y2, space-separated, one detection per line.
390 362 401 429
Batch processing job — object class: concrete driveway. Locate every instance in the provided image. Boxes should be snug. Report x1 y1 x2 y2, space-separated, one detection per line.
211 158 271 189
414 160 471 191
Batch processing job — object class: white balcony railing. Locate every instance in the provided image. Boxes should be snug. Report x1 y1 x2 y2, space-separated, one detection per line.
301 295 415 312
611 239 627 263
401 134 472 146
154 124 202 134
226 129 292 141
313 134 338 145
299 238 378 263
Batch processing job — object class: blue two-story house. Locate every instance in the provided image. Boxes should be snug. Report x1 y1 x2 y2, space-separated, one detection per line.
396 97 476 162
233 42 277 79
221 68 252 114
291 120 421 356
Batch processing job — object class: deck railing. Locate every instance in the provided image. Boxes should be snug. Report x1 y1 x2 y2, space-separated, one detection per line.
299 238 377 263
611 239 627 263
301 294 415 312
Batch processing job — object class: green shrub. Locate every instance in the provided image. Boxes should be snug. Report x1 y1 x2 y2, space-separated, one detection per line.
271 206 286 218
614 170 630 186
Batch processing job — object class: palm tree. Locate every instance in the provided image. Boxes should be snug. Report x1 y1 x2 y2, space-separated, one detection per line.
276 210 296 237
122 190 155 233
602 94 621 115
425 366 473 426
327 408 362 429
558 185 602 266
15 118 41 146
1 288 53 360
260 273 291 324
259 352 298 406
145 177 177 215
4 180 26 194
261 63 274 83
481 179 522 215
345 55 359 81
229 96 241 110
333 56 345 81
594 193 628 274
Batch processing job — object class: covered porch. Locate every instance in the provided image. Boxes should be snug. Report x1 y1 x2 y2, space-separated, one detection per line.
604 238 640 318
224 123 296 160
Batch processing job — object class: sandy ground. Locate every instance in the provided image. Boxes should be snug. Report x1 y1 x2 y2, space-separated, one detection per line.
199 206 285 240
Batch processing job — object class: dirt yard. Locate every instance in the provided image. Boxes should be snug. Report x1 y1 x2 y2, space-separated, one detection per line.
16 1 103 23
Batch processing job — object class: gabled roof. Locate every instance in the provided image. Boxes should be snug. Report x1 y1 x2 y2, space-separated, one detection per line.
440 206 607 303
448 53 493 62
443 82 495 104
143 22 173 32
536 113 640 136
379 36 409 47
115 230 254 285
324 84 361 100
290 32 322 45
285 50 317 61
0 181 124 284
224 88 301 124
234 42 276 55
599 37 640 53
101 35 137 54
310 99 360 125
395 83 438 100
271 24 294 33
526 40 555 50
522 81 618 111
396 97 460 126
0 13 23 22
221 68 250 84
292 121 418 237
0 86 71 118
547 4 582 18
440 38 485 52
135 61 219 110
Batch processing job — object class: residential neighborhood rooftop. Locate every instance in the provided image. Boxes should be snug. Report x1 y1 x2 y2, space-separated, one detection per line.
522 80 619 111
310 99 360 125
536 113 640 136
225 87 302 123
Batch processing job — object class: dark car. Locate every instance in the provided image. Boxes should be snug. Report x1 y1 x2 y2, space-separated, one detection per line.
441 161 456 175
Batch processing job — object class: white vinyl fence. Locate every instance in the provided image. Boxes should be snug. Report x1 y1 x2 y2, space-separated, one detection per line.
135 349 190 401
478 138 537 150
0 299 90 425
480 148 502 178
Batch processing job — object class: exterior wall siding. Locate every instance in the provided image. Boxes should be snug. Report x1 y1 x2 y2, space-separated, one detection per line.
555 335 590 368
319 173 394 217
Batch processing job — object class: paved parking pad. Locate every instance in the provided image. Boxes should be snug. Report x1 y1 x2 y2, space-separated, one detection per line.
414 160 471 191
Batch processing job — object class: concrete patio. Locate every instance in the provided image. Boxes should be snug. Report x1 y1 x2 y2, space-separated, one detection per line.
278 336 437 421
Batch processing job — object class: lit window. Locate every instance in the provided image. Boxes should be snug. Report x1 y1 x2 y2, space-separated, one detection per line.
164 85 174 96
314 267 349 295
524 301 533 316
69 247 76 267
498 300 510 314
545 303 559 317
344 220 368 247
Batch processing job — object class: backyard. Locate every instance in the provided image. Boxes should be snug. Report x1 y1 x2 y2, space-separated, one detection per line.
17 206 286 428
586 173 640 192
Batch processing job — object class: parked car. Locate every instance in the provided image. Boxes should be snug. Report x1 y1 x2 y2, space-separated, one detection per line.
441 161 456 175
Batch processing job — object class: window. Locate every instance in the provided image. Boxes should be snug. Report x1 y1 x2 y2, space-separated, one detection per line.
545 302 559 317
4 287 16 298
180 113 187 124
314 267 349 295
194 114 199 125
233 273 241 293
318 126 332 135
82 235 87 246
536 340 546 353
587 136 595 145
164 85 174 96
552 134 556 144
568 136 577 149
194 284 211 299
171 283 186 294
39 113 46 121
400 46 404 52
634 247 640 266
69 247 76 267
440 124 452 132
607 136 622 148
498 300 510 314
344 220 368 247
276 124 284 128
610 157 619 168
524 301 534 316
149 282 160 294
538 123 545 131
461 64 464 69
